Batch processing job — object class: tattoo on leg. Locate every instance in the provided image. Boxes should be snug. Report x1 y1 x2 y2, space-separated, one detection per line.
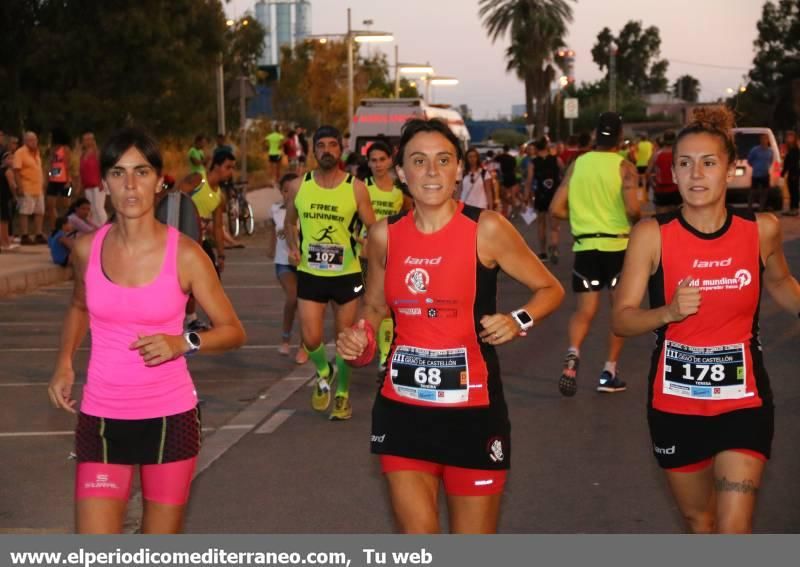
715 476 759 495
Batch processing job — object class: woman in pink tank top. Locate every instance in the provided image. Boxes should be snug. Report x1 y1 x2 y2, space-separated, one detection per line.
47 128 246 534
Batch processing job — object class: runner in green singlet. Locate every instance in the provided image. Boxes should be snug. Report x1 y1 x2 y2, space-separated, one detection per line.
284 126 376 421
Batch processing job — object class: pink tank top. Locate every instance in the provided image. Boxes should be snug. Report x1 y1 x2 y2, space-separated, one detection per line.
82 224 197 419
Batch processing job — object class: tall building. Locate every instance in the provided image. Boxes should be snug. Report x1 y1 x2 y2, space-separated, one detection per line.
254 0 312 67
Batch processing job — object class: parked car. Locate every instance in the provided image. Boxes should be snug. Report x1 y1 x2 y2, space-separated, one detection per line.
728 127 783 210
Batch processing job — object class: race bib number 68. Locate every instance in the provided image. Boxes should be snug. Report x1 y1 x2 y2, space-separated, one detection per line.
390 345 469 404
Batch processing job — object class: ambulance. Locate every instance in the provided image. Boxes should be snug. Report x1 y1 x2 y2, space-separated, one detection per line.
349 98 470 156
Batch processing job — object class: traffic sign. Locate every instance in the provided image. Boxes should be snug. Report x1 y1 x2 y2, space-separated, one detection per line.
564 98 579 119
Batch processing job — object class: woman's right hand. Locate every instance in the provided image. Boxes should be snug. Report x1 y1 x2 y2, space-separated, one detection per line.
336 320 369 361
665 277 701 323
288 249 301 266
48 366 77 413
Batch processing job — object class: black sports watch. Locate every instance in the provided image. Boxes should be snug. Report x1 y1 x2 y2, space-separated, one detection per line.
511 309 534 332
183 331 201 356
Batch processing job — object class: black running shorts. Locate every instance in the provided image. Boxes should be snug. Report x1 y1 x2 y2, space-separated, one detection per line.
533 188 555 213
371 393 511 471
571 249 626 292
647 404 773 469
76 406 202 465
297 271 364 305
46 182 71 198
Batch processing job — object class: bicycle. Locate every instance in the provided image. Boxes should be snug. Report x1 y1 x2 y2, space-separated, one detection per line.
225 180 255 238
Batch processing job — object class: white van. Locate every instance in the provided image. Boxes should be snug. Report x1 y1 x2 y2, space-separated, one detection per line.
350 98 470 157
728 127 783 209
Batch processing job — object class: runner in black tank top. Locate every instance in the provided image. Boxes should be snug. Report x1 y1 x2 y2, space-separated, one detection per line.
611 106 800 533
336 119 564 534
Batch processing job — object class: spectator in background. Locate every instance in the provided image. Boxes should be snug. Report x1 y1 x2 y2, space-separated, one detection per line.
647 130 681 214
458 148 494 211
267 172 308 364
265 123 285 187
80 130 106 226
0 130 6 155
45 128 73 233
636 133 654 188
747 133 774 211
574 131 593 161
297 127 309 170
1 151 18 251
560 135 579 165
13 131 46 245
283 127 298 172
187 135 207 176
48 216 76 266
6 136 19 155
67 197 100 235
781 131 799 216
213 133 234 160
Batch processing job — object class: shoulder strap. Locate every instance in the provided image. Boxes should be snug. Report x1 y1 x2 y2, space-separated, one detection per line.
461 203 482 222
166 192 181 228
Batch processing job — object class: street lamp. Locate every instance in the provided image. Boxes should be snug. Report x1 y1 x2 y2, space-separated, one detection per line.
216 17 239 138
305 11 393 125
420 76 459 103
393 46 434 97
346 9 393 125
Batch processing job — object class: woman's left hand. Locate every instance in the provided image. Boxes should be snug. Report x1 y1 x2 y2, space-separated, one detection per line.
478 313 522 346
130 334 187 366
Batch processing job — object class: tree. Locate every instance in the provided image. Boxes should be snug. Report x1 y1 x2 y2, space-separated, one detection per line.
673 75 701 102
745 0 800 129
0 0 228 139
398 78 419 98
273 40 397 131
591 21 669 94
224 16 267 79
479 0 574 136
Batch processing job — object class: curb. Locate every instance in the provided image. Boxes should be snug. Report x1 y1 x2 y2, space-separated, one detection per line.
0 264 73 298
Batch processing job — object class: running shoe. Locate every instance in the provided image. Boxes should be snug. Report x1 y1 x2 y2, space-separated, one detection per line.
34 234 47 245
311 363 336 412
278 342 290 356
548 245 559 265
596 370 627 393
329 395 352 421
558 351 579 397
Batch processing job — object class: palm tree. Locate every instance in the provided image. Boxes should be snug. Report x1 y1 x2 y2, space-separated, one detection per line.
479 0 574 136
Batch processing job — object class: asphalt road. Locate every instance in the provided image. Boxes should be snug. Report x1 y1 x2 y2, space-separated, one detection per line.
1 211 799 534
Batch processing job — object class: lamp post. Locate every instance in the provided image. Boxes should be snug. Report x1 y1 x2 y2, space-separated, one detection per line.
421 76 458 103
345 8 393 125
307 11 393 126
393 46 434 97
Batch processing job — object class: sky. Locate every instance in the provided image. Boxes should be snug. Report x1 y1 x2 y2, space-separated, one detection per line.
224 0 765 119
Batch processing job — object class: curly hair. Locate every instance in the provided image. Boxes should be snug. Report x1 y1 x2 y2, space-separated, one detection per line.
674 105 737 164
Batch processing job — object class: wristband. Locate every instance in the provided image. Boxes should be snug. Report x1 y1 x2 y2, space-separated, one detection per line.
349 321 377 367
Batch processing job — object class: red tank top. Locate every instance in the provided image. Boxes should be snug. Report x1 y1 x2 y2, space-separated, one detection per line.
380 202 494 408
653 149 677 194
49 146 68 183
648 211 770 416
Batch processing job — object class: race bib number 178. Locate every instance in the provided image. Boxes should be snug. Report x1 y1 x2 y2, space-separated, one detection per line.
662 340 750 400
